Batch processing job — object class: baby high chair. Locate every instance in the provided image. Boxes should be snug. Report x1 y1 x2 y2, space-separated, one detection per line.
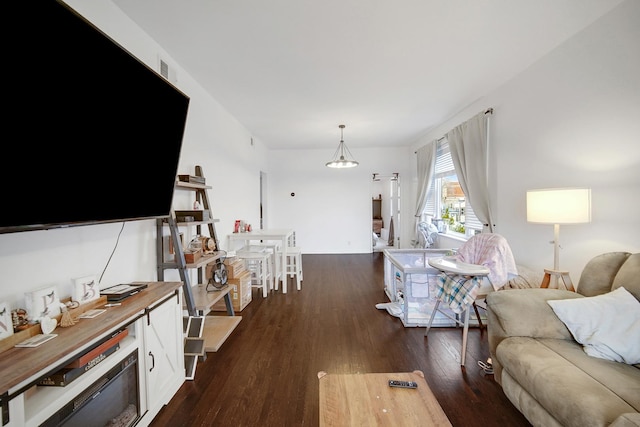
424 233 517 367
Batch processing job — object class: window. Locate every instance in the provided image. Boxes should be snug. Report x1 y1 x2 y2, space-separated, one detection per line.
422 139 482 238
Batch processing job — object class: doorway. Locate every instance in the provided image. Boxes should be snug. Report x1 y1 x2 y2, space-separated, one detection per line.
372 173 400 251
260 171 267 229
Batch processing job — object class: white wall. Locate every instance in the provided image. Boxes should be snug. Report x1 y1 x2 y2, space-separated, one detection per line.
266 147 412 253
411 0 640 280
1 0 638 311
0 0 267 308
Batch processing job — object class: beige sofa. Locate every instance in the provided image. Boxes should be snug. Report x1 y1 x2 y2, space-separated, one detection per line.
486 252 640 427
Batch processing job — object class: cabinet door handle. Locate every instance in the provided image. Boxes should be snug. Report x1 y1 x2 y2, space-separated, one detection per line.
148 351 155 372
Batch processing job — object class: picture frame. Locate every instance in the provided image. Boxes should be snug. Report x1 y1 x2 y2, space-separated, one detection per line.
72 275 100 305
25 286 61 323
0 301 13 340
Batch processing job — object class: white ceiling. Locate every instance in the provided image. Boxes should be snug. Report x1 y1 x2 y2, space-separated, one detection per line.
113 0 624 150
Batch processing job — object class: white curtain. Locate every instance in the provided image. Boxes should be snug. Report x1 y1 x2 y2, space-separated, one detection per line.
413 142 437 244
446 111 494 232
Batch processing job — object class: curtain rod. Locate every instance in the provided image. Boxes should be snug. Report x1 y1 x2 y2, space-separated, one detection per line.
414 108 493 153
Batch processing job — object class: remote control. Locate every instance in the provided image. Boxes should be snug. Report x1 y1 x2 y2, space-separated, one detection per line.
388 379 418 389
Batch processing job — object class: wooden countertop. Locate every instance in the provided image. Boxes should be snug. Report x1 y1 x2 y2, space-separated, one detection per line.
0 281 182 396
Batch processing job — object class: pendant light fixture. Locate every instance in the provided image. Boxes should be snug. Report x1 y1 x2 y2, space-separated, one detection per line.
326 124 359 168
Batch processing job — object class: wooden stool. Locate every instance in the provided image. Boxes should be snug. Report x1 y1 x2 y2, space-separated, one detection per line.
540 269 574 292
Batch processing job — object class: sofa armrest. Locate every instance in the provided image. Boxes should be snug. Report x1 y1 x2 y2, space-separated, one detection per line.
486 288 583 383
610 413 640 427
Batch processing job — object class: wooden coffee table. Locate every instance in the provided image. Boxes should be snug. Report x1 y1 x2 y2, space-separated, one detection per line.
318 370 452 426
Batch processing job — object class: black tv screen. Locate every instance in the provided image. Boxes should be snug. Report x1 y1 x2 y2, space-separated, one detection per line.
2 0 190 234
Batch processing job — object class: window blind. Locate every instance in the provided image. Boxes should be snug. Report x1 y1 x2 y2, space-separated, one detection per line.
423 139 482 233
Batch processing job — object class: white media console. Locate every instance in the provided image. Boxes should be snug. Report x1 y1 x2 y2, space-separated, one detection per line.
0 282 184 427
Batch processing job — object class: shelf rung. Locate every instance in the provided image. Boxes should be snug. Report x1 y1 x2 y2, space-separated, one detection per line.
184 355 198 380
184 316 205 338
184 338 206 356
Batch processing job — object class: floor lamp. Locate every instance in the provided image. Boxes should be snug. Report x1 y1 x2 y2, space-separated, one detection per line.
526 188 591 289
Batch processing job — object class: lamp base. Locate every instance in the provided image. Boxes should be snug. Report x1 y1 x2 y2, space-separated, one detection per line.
540 269 574 292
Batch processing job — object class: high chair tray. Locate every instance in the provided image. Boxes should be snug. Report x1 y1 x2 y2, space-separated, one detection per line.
427 257 490 275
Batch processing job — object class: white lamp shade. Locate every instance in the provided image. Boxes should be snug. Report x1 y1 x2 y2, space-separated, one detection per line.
526 188 591 224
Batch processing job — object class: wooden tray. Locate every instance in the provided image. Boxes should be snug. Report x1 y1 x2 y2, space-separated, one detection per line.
0 296 108 354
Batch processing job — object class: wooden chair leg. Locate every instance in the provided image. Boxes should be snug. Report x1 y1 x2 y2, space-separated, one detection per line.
460 308 471 367
541 269 575 292
472 302 484 329
424 300 441 336
540 272 551 288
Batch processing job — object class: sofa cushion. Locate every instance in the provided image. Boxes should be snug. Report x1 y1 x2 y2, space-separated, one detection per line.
610 413 640 427
547 287 640 364
577 252 632 297
609 412 640 427
500 370 565 427
497 336 640 427
488 288 580 340
612 253 640 301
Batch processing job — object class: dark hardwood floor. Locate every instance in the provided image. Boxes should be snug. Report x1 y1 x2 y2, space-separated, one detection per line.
150 253 531 426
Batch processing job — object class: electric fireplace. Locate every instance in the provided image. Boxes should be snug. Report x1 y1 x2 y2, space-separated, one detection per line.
41 350 140 427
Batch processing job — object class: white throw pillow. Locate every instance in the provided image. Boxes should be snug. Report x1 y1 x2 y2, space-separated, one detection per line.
547 286 640 364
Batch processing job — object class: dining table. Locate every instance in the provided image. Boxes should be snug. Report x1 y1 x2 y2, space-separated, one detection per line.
227 228 295 293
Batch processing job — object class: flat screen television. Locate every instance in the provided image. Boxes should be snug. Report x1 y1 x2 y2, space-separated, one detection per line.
2 0 190 234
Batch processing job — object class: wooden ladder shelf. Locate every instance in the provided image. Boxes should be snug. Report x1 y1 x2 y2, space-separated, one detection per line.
155 166 241 380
